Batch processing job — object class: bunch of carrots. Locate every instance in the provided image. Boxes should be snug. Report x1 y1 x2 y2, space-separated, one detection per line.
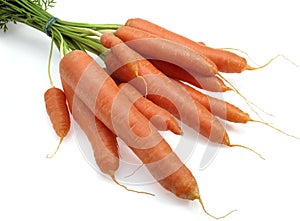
1 0 298 219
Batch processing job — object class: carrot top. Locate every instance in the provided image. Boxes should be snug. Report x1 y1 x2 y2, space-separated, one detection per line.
0 0 121 56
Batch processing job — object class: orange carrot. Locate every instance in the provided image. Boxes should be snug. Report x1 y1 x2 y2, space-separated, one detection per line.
62 79 154 195
59 50 193 196
44 87 70 158
114 26 218 77
60 50 231 218
149 59 230 92
176 81 251 123
118 82 182 135
61 80 119 176
177 80 300 140
125 18 251 73
101 33 230 146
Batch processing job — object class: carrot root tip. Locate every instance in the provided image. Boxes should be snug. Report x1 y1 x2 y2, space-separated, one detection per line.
246 54 299 71
112 175 155 196
46 136 64 159
123 164 144 178
197 197 237 219
250 119 300 140
229 144 265 160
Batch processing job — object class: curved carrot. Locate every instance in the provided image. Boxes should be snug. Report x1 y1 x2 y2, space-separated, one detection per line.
149 59 230 92
114 26 218 77
44 87 70 158
101 33 230 146
118 82 182 135
125 18 250 73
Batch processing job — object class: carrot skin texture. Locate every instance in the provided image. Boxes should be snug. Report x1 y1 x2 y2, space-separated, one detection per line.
101 34 229 145
176 81 251 123
125 18 248 73
149 59 229 92
61 80 119 176
118 82 182 135
114 26 218 77
44 87 70 138
59 50 200 200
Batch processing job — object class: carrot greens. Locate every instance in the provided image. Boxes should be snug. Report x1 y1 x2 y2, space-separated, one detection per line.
0 0 121 55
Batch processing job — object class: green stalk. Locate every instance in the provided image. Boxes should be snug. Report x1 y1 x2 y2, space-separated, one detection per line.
0 0 122 56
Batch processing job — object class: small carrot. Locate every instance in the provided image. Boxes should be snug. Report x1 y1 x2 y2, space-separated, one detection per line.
125 18 253 73
101 33 229 145
149 59 230 92
114 26 218 77
44 87 70 158
60 50 232 218
43 37 71 158
118 82 182 135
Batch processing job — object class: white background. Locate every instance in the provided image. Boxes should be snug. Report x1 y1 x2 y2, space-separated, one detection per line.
1 0 300 220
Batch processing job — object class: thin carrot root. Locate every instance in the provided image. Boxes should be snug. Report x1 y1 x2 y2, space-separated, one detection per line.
229 144 265 160
46 136 64 158
249 119 300 140
111 175 155 196
124 163 144 178
197 196 237 219
246 54 299 71
134 68 148 97
217 73 273 120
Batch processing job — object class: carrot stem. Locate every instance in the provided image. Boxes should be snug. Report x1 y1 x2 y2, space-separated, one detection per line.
47 35 55 88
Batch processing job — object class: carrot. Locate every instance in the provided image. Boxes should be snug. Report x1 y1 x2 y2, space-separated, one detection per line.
177 80 300 140
102 33 266 159
115 24 267 119
61 79 153 195
60 50 231 218
176 81 251 123
149 59 230 92
125 18 251 73
44 37 71 158
44 87 70 158
114 26 218 77
118 82 182 135
61 80 119 176
101 33 230 146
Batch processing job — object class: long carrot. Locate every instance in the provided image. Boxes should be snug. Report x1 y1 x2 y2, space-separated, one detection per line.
101 33 229 146
125 18 251 73
118 82 182 135
149 59 230 92
61 79 153 195
60 50 231 218
44 87 70 158
61 80 119 176
113 26 218 77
